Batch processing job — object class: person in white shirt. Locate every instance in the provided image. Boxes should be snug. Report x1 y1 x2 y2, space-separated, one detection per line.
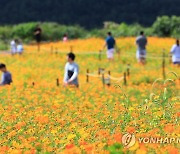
170 39 180 65
10 39 17 54
63 52 79 87
17 41 24 55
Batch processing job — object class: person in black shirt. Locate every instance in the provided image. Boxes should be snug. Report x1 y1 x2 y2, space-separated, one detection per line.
34 25 42 51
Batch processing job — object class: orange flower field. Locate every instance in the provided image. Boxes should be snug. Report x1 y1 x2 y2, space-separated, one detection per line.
0 37 179 153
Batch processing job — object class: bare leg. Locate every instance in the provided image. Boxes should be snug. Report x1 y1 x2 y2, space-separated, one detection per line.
37 43 40 51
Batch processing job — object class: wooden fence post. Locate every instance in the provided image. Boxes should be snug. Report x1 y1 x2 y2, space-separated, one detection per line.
32 82 35 86
99 50 102 61
102 73 105 87
127 64 130 77
55 47 58 54
56 78 59 86
70 46 73 52
124 72 127 86
117 47 120 59
98 68 100 75
51 46 54 54
108 71 111 87
169 53 172 65
86 69 89 83
162 50 166 80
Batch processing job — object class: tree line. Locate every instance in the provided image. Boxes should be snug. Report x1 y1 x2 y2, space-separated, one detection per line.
0 0 180 28
0 16 180 50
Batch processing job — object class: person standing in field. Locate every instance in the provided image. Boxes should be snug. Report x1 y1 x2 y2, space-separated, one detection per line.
170 39 180 66
17 40 24 55
136 31 148 65
34 25 42 51
63 34 68 42
10 39 17 55
0 63 12 86
103 32 116 61
63 52 79 87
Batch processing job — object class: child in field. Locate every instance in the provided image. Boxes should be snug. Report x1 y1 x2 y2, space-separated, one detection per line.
170 39 180 65
17 41 24 55
136 31 148 65
0 63 12 86
63 34 68 42
10 39 17 54
103 32 116 61
63 52 79 87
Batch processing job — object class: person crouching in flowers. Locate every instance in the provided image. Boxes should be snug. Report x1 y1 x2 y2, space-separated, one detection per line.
63 52 79 87
170 39 180 66
0 63 12 86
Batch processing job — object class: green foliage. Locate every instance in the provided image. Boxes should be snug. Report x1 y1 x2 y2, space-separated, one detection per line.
0 26 12 50
0 41 8 50
105 143 124 154
0 22 87 43
12 22 38 42
41 22 87 41
90 22 149 38
153 16 180 37
171 16 180 38
0 26 13 41
0 15 180 44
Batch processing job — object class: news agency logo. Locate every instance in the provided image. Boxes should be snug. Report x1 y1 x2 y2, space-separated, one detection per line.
122 133 136 148
122 133 180 148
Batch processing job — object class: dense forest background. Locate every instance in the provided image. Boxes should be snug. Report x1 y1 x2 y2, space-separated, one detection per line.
0 0 180 50
0 0 180 28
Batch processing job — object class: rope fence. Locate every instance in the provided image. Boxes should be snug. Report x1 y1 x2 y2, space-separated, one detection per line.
3 45 179 62
1 45 179 88
21 46 180 63
86 67 129 87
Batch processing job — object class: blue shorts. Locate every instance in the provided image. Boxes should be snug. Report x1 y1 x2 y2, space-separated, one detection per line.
173 62 180 64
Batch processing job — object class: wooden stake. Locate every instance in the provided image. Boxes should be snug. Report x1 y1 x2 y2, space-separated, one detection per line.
70 46 73 52
86 69 89 83
99 50 102 61
108 71 111 87
169 53 172 65
56 78 59 86
162 50 166 80
102 73 105 87
124 72 127 86
55 47 58 54
98 68 100 75
127 64 130 77
51 46 54 54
